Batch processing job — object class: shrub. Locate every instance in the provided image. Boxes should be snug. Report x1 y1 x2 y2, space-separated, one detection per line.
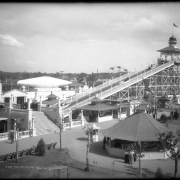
155 167 163 178
36 138 46 156
160 114 168 123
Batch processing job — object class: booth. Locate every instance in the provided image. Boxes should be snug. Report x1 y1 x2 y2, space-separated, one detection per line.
89 123 101 142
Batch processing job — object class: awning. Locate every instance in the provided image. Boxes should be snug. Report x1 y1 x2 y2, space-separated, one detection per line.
17 76 72 88
78 103 118 111
0 117 7 121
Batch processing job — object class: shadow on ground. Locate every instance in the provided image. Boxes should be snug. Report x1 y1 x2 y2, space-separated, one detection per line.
89 141 124 160
124 165 155 178
76 137 88 141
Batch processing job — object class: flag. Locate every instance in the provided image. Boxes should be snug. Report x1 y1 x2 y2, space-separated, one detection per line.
173 23 178 28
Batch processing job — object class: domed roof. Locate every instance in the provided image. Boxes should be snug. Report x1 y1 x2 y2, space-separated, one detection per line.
169 35 177 41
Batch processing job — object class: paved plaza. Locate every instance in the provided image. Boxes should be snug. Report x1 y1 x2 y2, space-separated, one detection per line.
0 118 180 178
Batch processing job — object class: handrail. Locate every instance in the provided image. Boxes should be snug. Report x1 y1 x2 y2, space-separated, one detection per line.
63 63 153 105
99 60 174 99
62 60 174 117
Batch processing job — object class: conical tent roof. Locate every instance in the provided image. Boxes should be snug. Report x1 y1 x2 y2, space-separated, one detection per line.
101 113 170 141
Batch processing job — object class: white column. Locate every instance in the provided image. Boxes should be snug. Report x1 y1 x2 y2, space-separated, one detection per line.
31 115 36 136
38 96 42 112
57 98 62 124
28 98 32 110
81 110 84 126
69 110 72 129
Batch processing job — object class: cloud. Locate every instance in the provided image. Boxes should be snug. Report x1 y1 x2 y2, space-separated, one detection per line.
0 34 25 47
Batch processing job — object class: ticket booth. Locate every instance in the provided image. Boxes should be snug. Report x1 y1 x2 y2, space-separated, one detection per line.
91 123 101 142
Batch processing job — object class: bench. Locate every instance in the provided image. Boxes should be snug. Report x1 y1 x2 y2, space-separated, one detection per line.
46 142 57 150
2 152 16 161
18 149 31 157
29 147 38 155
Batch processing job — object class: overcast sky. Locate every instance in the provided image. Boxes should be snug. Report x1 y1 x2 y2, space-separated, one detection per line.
0 3 180 74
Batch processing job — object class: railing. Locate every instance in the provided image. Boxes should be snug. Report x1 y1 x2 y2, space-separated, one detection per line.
12 104 22 109
0 102 9 108
0 132 9 141
62 60 174 117
11 109 26 113
72 121 81 127
19 130 30 138
63 68 142 104
0 108 8 112
0 129 34 141
99 60 174 99
41 107 57 112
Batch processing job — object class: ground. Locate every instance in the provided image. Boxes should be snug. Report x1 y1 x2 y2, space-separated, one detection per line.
0 117 180 178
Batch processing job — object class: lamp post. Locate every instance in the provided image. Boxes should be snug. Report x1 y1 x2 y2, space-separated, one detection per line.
14 116 23 163
31 115 34 137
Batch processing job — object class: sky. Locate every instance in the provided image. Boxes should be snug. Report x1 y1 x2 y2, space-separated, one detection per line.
0 2 180 74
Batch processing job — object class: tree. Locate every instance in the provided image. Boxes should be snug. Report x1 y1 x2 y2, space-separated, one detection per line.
126 142 146 178
83 123 94 171
156 130 180 178
155 167 164 178
13 117 24 163
160 114 168 123
36 138 46 156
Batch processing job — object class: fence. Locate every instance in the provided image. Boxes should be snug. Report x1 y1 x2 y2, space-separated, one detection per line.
0 132 9 141
0 129 33 141
72 120 82 127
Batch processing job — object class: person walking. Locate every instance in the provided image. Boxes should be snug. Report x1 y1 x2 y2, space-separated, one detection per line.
103 137 106 149
10 131 15 144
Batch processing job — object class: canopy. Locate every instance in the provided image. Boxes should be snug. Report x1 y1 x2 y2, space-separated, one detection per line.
17 76 72 88
79 103 118 111
89 123 101 129
46 93 58 99
91 96 104 103
101 113 169 141
42 99 58 105
157 46 180 53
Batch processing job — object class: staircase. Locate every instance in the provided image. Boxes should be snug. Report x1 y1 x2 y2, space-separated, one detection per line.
62 60 175 117
33 111 59 136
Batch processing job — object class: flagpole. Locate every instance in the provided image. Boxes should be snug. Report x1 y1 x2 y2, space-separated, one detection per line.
172 24 173 36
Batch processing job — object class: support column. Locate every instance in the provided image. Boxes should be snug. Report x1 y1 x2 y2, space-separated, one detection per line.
38 96 42 112
81 110 84 126
31 115 36 136
69 110 72 129
26 99 33 131
57 98 62 124
7 96 13 131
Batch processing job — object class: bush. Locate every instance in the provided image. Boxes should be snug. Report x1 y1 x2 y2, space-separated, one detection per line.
160 114 168 123
36 138 46 156
155 167 163 178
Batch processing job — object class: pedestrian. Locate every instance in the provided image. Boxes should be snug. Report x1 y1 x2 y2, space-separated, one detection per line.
103 137 105 149
10 131 15 144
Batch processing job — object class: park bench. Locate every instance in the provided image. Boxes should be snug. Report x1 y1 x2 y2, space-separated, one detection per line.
45 142 57 150
1 152 16 161
28 147 38 155
18 149 31 157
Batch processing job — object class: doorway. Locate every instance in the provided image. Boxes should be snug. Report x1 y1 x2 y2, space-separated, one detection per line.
17 97 25 105
0 120 7 133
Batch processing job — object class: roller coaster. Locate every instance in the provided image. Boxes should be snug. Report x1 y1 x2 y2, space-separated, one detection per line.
61 35 180 117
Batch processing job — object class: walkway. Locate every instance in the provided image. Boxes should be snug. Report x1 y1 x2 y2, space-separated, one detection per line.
0 118 180 178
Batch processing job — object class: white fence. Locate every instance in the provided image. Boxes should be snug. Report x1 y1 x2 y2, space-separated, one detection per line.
0 130 33 141
0 132 9 141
